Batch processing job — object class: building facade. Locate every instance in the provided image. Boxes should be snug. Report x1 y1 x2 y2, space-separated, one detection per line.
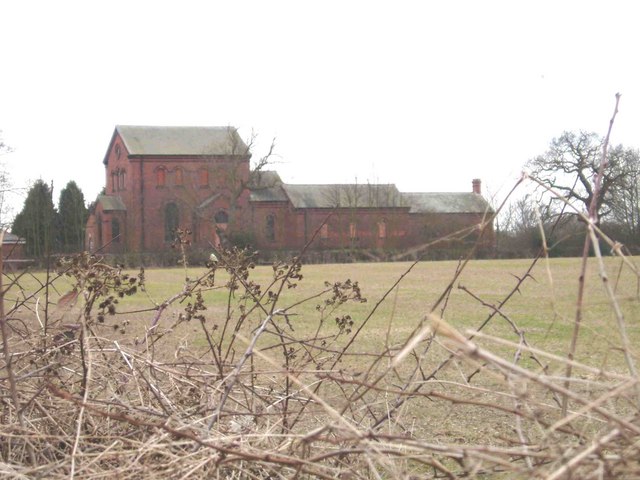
86 126 495 259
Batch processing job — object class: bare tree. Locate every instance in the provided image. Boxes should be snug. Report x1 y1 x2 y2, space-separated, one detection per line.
0 131 15 229
608 147 640 241
528 131 635 224
169 127 278 247
322 182 404 209
496 194 555 256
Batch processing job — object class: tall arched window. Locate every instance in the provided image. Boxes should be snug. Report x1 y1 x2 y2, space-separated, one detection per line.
119 170 126 190
164 203 179 241
266 214 276 242
198 168 209 187
174 168 183 186
377 220 386 239
112 219 121 243
157 167 167 187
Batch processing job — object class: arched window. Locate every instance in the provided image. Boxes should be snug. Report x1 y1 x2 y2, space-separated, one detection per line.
198 168 209 187
112 219 121 242
320 223 329 239
157 167 167 187
214 210 229 226
119 170 126 190
349 222 357 240
111 171 117 193
266 214 276 242
213 210 229 231
174 168 183 186
164 203 179 241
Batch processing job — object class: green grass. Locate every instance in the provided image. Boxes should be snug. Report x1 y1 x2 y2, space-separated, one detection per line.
7 255 639 371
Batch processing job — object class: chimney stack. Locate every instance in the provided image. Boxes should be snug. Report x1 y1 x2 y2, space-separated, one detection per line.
472 178 482 195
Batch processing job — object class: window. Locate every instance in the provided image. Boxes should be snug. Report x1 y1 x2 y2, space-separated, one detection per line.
320 223 329 239
214 210 229 225
119 170 126 190
349 222 357 240
112 219 120 242
111 171 117 193
198 168 209 187
266 214 276 242
115 144 121 159
377 220 386 239
164 203 179 241
174 168 183 186
157 167 166 187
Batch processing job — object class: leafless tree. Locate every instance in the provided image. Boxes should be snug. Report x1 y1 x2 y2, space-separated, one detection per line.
170 127 278 246
0 131 15 229
322 182 404 208
528 131 636 224
608 147 640 241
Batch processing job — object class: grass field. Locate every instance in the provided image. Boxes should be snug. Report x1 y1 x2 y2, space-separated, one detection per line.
3 253 640 478
12 255 639 366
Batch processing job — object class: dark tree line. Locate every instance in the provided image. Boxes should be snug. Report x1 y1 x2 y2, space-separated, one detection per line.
12 180 88 257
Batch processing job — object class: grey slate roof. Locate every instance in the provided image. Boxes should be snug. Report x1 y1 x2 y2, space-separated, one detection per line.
249 170 282 189
116 126 249 156
3 232 25 244
98 195 127 211
402 192 493 214
249 182 492 213
250 185 288 202
281 184 407 209
249 171 288 202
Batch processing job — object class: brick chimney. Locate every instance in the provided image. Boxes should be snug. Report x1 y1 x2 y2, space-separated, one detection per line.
472 178 482 195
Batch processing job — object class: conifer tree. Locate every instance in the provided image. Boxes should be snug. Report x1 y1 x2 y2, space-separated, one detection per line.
57 181 88 252
12 180 56 257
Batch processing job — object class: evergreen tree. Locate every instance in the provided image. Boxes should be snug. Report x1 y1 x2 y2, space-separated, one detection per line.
57 181 88 252
12 180 56 257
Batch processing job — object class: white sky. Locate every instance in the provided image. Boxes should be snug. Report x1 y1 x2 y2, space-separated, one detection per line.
1 0 639 218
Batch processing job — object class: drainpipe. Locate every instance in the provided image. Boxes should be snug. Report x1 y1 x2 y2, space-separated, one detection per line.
140 159 145 251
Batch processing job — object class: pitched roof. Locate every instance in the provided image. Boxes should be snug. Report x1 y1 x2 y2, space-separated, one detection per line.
250 185 289 202
115 126 249 156
402 192 493 214
281 184 406 209
3 232 25 244
98 195 127 211
248 171 288 202
248 170 282 189
249 182 493 213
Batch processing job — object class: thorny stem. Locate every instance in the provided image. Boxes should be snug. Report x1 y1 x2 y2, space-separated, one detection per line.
0 233 37 466
562 93 622 416
207 310 282 431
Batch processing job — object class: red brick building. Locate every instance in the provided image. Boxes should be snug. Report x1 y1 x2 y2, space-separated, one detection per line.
86 126 494 258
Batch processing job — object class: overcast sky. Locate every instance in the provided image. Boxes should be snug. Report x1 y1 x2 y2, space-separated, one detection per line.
1 0 639 219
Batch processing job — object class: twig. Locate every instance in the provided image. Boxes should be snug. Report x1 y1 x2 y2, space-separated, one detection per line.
562 93 621 416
